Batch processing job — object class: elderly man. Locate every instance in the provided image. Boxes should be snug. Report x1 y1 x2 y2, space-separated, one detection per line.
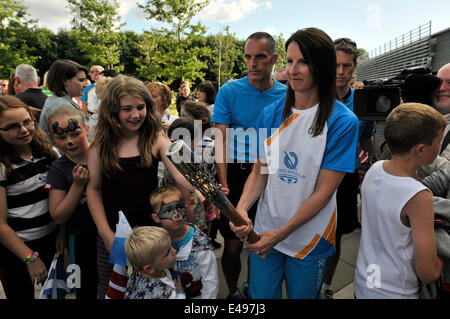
15 64 48 110
81 65 104 117
417 63 450 179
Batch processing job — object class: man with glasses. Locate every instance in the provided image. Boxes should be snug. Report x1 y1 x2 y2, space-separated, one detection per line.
81 65 104 118
320 38 374 299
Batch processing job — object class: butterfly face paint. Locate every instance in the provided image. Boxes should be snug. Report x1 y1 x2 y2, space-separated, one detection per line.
158 200 186 222
51 118 81 136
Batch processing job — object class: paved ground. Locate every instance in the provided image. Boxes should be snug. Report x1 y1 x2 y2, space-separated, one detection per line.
0 227 361 299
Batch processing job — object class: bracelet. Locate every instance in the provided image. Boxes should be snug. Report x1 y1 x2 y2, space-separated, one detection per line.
23 251 33 263
24 251 39 264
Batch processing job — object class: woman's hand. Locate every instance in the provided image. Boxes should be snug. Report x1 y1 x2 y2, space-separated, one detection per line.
247 229 283 259
26 257 48 285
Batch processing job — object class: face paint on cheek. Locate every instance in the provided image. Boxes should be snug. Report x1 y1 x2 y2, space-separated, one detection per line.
51 118 81 136
158 200 186 222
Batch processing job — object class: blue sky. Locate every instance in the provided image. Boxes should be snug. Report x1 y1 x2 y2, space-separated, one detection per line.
22 0 450 53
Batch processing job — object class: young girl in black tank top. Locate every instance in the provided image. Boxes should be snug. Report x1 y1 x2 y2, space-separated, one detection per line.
86 75 197 298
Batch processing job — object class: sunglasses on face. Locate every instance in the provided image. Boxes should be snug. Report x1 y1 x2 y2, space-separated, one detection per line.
334 38 357 49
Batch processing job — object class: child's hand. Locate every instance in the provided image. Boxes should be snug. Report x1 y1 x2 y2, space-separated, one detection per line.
219 184 230 195
72 164 90 186
175 275 184 293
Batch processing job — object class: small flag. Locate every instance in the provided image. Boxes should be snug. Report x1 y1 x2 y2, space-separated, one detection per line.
39 251 70 299
358 144 369 164
105 264 129 299
108 211 132 266
105 211 132 299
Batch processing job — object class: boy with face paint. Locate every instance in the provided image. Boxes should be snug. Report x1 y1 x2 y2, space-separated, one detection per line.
150 186 219 299
46 106 98 299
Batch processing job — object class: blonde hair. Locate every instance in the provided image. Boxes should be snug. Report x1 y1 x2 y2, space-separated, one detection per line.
149 186 182 214
47 105 86 134
93 75 162 177
145 82 172 110
385 102 447 155
95 77 114 100
125 226 170 272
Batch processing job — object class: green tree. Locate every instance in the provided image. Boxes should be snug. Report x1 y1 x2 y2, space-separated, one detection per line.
273 33 287 72
67 0 123 71
139 0 209 43
207 26 242 88
0 0 38 77
136 0 211 85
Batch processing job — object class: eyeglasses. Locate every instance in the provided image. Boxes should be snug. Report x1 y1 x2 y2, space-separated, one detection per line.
334 38 357 49
0 119 36 133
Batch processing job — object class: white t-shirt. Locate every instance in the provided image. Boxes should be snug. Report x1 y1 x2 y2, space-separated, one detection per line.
354 160 429 299
255 99 358 260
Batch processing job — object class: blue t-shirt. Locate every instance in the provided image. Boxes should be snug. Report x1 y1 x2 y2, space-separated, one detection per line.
211 76 286 162
81 83 95 102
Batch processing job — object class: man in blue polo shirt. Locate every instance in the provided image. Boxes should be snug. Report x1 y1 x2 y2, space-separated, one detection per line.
212 31 286 299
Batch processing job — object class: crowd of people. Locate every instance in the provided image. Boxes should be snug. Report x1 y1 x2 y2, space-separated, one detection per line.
0 26 449 300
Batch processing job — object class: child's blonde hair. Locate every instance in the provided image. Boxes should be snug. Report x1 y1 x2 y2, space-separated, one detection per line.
149 186 182 214
47 105 86 134
125 226 171 273
95 77 114 101
385 102 447 155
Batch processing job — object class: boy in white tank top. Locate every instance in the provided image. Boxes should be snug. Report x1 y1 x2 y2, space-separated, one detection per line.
354 103 446 298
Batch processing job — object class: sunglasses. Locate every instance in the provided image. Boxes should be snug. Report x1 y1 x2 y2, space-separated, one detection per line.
334 38 357 49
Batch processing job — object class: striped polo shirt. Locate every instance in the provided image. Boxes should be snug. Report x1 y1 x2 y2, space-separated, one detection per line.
0 150 57 242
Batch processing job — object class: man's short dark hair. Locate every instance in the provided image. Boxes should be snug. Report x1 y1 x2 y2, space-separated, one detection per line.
334 39 358 63
246 32 276 55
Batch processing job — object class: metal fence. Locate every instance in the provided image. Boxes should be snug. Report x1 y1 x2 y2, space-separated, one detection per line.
356 22 433 82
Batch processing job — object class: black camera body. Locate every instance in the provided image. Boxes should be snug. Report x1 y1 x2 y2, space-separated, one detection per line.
354 67 442 121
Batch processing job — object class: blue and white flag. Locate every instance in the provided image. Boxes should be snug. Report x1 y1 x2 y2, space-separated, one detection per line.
108 211 132 266
39 251 70 299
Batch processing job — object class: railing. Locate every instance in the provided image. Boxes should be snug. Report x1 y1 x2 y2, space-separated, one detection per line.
368 21 431 59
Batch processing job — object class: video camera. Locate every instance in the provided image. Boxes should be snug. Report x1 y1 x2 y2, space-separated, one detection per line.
354 67 442 121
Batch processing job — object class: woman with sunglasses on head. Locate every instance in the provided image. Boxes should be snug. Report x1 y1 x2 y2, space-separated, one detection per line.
38 59 88 141
0 96 60 299
230 28 359 299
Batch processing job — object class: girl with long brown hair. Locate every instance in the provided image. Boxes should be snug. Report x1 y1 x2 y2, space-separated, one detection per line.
86 75 196 298
0 95 59 299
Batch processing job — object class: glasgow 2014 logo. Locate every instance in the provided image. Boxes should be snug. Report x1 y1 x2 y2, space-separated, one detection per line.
278 151 304 184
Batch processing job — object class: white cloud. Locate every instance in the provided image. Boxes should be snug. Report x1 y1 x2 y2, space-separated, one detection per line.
198 0 268 23
264 27 277 36
21 0 136 32
22 0 70 32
